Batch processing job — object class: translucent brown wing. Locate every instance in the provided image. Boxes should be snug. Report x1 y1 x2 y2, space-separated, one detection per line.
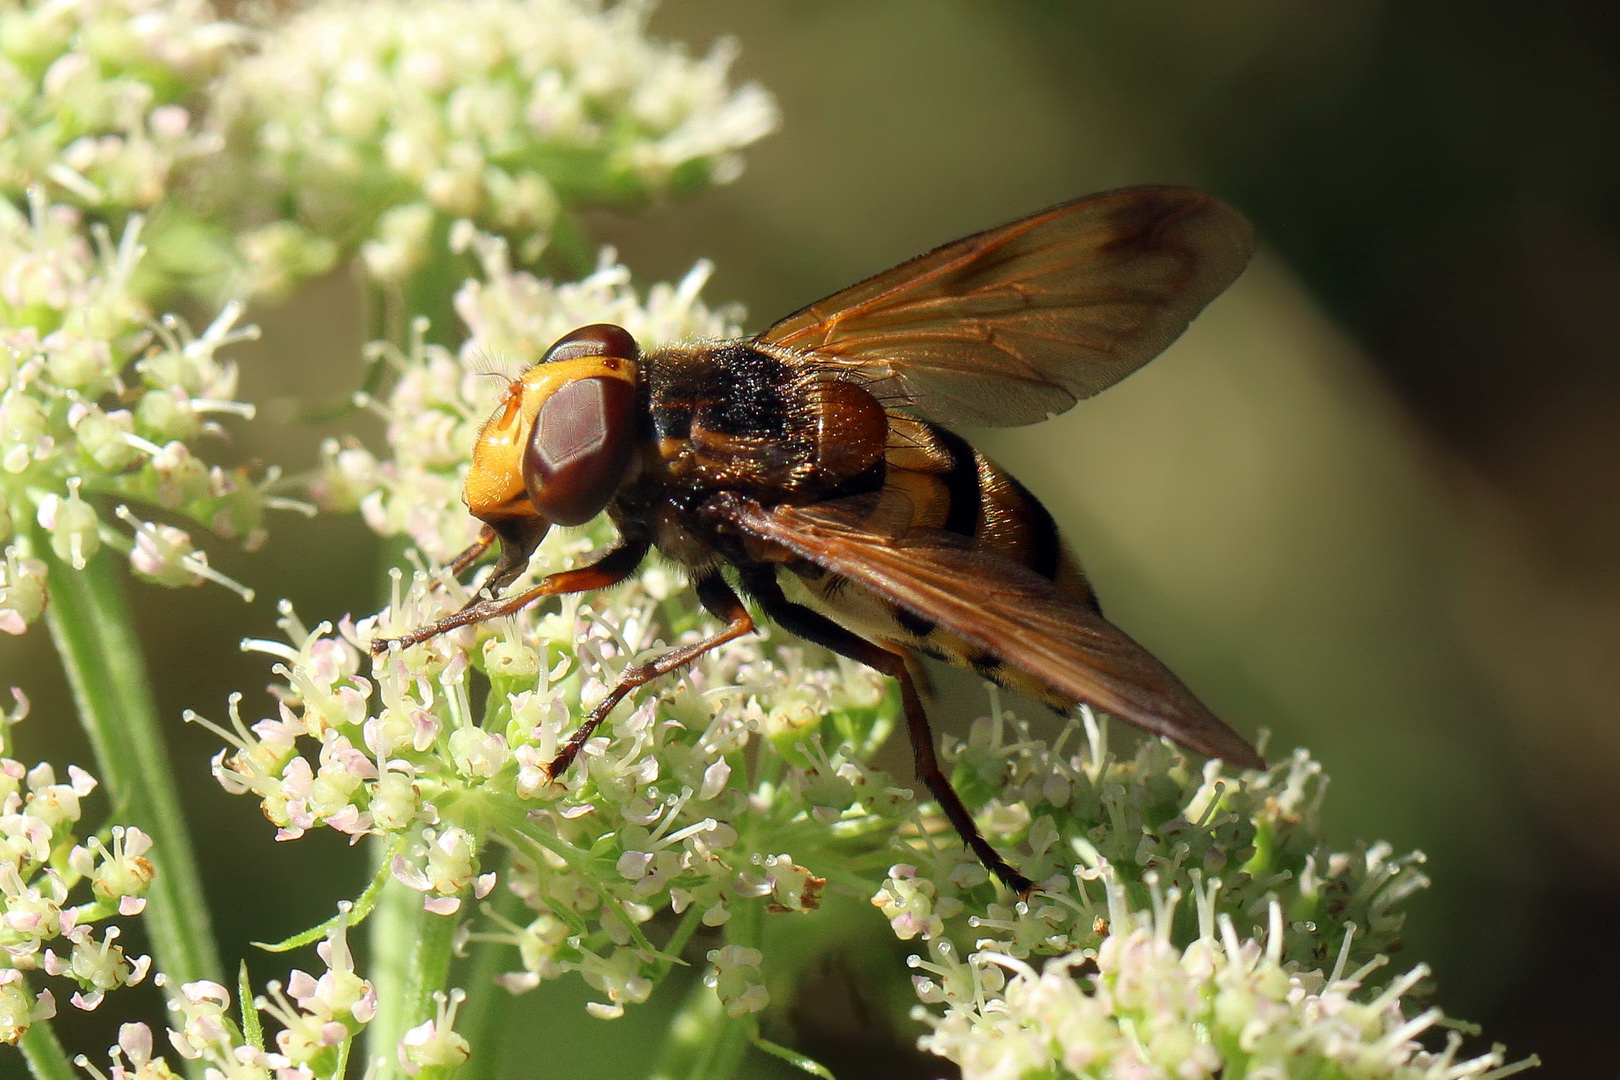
714 493 1264 770
758 186 1254 427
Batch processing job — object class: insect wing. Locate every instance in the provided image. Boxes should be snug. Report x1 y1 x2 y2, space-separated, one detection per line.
716 494 1264 770
758 186 1255 427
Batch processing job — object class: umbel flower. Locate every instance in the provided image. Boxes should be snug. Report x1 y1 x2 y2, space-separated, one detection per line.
0 191 294 635
0 0 240 214
72 912 378 1077
0 692 155 1035
0 0 246 301
917 876 1532 1080
208 0 779 295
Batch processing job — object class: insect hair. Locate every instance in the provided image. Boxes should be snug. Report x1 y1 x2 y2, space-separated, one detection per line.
467 347 521 383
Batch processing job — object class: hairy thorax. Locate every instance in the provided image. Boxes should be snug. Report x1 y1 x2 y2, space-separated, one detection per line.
616 342 888 567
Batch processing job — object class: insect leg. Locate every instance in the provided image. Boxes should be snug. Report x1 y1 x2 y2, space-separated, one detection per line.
423 526 501 597
444 525 498 579
371 535 650 653
546 574 754 778
740 567 1033 895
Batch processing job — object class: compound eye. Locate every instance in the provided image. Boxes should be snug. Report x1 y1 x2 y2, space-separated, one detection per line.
523 376 637 526
541 323 640 366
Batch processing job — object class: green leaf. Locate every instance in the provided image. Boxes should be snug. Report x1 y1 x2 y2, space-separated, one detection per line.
752 1036 836 1079
253 835 402 952
238 962 264 1050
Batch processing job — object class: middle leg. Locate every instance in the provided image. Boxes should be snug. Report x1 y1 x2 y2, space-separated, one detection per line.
546 573 755 778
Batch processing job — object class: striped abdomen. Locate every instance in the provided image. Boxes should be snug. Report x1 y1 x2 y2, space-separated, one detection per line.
795 415 1098 708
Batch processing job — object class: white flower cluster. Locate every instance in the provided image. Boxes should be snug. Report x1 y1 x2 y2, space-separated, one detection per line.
76 916 378 1080
0 0 239 213
0 692 155 1039
0 193 291 633
873 709 1431 979
211 0 779 293
915 872 1532 1080
197 568 896 1021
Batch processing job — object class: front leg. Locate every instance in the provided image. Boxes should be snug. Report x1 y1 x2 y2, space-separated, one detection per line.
428 517 548 596
371 534 650 653
440 524 497 583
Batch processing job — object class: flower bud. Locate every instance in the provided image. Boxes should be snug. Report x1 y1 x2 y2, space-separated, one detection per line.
36 481 100 570
0 391 50 474
0 548 47 634
41 329 113 394
135 387 200 443
72 405 140 472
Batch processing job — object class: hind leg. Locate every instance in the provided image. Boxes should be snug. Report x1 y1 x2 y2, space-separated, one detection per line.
740 567 1032 894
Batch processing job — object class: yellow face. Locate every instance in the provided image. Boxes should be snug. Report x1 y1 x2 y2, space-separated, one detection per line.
463 354 639 522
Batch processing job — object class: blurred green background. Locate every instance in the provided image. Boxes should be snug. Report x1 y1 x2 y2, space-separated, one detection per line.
6 1 1619 1077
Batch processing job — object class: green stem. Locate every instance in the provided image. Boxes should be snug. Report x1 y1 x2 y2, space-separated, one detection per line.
647 904 705 987
456 852 517 1080
365 870 458 1079
646 900 764 1080
18 1010 76 1080
728 895 763 959
404 908 459 1059
646 976 752 1080
400 216 471 349
684 999 756 1080
38 541 224 989
365 848 419 1070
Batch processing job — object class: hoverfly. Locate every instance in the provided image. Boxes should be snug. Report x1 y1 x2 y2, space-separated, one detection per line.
373 186 1263 893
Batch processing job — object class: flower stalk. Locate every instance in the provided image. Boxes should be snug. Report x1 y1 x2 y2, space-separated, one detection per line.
36 536 222 993
452 857 524 1080
17 1008 74 1080
649 975 750 1080
364 867 432 1072
368 884 459 1080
